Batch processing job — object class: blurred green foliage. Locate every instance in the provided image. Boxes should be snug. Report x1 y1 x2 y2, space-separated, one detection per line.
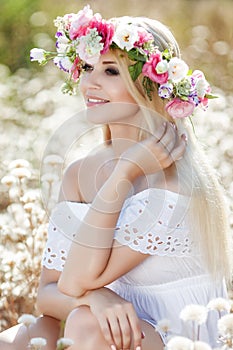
0 0 233 91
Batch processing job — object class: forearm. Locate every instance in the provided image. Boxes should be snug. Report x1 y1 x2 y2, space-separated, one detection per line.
59 164 134 296
37 282 91 320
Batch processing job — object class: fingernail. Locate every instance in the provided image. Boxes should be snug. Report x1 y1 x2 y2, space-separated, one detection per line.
136 347 141 350
169 122 177 130
141 331 145 339
181 133 188 142
111 345 117 350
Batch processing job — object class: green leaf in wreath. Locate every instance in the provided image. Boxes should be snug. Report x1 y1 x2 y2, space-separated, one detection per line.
128 61 144 81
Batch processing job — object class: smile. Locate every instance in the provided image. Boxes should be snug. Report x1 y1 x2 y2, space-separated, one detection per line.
86 98 110 106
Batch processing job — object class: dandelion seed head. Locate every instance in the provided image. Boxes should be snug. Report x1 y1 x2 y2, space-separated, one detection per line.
9 159 30 169
56 337 74 349
21 190 40 203
41 173 59 183
193 340 212 350
30 337 47 348
18 314 37 326
207 298 231 313
218 313 233 337
180 304 208 325
157 318 171 333
24 202 37 213
166 336 193 350
1 175 18 187
11 167 31 179
43 154 64 166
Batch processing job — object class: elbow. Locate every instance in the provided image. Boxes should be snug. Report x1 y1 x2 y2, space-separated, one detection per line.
58 274 87 298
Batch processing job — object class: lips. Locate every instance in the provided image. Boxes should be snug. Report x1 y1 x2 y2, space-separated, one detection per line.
86 97 110 107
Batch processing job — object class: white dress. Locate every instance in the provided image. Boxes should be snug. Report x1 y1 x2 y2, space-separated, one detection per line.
42 188 227 346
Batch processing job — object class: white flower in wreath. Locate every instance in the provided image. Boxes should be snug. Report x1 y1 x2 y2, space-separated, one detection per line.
158 82 173 98
56 33 70 53
53 56 73 72
30 48 46 63
195 78 209 98
156 59 169 74
168 57 189 82
113 23 139 51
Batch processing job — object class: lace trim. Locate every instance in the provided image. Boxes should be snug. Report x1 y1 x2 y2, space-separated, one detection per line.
42 189 194 271
114 190 194 256
42 201 89 271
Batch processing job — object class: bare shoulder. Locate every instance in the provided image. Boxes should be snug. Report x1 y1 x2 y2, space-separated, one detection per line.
58 144 113 203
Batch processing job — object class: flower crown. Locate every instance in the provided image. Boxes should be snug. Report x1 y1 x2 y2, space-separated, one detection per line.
30 4 216 119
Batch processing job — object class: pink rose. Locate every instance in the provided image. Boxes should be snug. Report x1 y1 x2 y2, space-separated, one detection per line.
69 25 89 40
89 18 115 54
165 98 195 119
142 52 169 84
69 5 93 40
135 28 153 47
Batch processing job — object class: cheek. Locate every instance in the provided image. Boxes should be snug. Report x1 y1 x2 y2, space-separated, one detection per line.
111 83 136 104
79 76 86 95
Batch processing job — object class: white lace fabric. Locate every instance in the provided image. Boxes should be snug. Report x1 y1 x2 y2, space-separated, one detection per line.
42 188 196 271
41 188 227 347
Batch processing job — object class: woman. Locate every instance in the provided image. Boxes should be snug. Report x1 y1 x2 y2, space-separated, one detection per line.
1 5 231 350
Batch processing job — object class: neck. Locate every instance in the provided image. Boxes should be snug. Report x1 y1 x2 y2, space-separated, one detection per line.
109 124 140 158
108 110 146 158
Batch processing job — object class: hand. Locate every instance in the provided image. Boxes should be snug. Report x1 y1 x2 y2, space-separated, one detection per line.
88 287 142 350
117 122 187 180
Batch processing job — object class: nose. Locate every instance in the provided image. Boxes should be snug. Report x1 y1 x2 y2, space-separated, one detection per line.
80 69 101 91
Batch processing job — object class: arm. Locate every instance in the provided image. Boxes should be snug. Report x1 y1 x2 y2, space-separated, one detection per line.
36 267 90 320
58 123 186 297
37 267 143 350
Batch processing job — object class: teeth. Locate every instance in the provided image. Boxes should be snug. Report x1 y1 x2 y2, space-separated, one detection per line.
88 98 108 103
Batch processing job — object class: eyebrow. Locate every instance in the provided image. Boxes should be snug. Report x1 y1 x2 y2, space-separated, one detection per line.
102 60 117 64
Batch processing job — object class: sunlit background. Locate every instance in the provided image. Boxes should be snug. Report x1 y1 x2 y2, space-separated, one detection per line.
0 0 232 331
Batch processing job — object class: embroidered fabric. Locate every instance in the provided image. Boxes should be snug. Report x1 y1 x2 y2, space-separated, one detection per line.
114 189 194 255
42 188 196 271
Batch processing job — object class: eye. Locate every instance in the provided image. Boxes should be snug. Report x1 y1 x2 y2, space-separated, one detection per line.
105 67 120 76
82 63 93 72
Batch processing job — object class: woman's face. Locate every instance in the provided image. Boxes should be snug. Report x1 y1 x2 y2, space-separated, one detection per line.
79 51 140 124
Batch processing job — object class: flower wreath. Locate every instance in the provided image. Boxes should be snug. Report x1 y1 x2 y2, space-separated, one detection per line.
30 4 216 119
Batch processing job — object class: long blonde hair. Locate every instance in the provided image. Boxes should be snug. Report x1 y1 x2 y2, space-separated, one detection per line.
103 17 232 281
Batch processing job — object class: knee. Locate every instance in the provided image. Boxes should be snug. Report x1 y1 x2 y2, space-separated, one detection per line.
65 306 99 339
0 340 13 350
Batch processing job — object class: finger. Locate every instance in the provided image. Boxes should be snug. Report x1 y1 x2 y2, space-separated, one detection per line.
170 134 187 162
159 122 177 153
153 121 167 142
107 314 122 349
117 313 132 349
125 305 142 350
96 315 115 348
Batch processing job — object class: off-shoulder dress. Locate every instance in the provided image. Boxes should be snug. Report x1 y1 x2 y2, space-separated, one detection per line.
42 188 227 346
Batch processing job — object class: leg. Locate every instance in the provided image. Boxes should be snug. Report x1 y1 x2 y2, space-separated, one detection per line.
0 316 60 350
64 306 164 350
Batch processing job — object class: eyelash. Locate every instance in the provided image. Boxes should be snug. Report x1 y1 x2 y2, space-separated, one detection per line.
82 64 119 76
82 63 93 72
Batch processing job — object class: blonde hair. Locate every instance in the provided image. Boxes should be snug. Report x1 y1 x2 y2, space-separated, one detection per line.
103 17 232 281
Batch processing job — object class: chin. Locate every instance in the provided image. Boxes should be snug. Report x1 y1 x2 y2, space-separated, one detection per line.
86 102 140 125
